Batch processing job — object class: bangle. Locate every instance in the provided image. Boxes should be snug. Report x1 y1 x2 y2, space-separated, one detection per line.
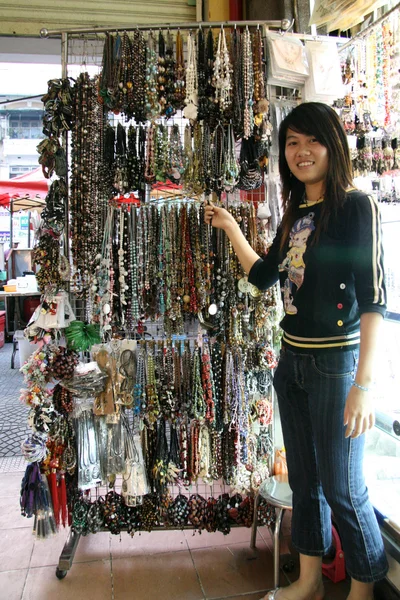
352 381 370 392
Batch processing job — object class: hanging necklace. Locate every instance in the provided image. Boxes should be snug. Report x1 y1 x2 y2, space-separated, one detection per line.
184 31 198 121
213 26 233 112
145 32 159 120
174 30 186 110
157 30 167 116
211 122 225 198
223 122 239 192
164 31 176 118
243 27 254 139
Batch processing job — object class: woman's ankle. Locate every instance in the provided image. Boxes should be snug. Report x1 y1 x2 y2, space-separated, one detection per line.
347 579 374 600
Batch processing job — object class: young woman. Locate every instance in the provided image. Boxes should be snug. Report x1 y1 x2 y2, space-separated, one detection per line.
204 102 388 600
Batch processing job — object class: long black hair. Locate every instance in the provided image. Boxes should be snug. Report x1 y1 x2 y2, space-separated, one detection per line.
278 102 353 249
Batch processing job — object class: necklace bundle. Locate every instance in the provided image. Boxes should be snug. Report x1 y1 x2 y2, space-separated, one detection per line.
183 31 198 121
242 27 254 139
213 27 233 112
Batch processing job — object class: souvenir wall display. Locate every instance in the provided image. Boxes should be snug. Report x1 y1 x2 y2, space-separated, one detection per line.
20 24 287 550
336 7 400 201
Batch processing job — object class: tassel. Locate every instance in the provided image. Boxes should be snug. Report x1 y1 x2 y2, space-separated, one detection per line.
59 473 68 528
47 470 60 527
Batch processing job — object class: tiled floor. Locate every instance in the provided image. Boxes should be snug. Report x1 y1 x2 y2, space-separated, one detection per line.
0 471 352 600
0 343 29 458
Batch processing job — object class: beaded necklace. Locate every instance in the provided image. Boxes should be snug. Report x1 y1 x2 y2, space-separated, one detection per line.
174 30 186 110
191 345 206 419
205 28 217 128
184 32 198 121
211 122 225 197
223 123 239 192
129 207 140 326
202 341 215 424
197 27 207 122
243 27 254 139
199 424 212 482
164 31 177 118
179 419 190 484
144 123 156 183
134 342 147 416
145 343 160 426
213 27 233 112
145 32 159 120
157 31 167 116
132 30 147 123
118 32 133 119
169 124 184 182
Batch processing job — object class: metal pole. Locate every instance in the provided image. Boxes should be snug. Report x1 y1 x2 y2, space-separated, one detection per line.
40 20 347 44
9 201 13 249
27 211 31 248
61 32 70 266
40 19 292 37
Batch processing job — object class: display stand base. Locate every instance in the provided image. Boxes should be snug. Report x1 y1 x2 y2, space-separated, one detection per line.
55 523 255 578
56 529 81 579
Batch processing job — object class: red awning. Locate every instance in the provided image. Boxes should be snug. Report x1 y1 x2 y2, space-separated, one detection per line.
0 167 49 210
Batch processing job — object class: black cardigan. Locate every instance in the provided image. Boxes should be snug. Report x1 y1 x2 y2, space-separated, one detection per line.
248 190 386 351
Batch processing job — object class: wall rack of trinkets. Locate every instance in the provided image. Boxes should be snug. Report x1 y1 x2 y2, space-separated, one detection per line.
18 20 294 580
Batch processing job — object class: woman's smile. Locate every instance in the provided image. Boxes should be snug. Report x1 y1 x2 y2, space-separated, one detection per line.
285 129 329 198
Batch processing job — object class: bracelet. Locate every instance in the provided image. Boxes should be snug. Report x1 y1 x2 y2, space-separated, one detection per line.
352 381 370 392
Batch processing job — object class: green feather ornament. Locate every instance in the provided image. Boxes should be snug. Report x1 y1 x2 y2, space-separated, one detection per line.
65 321 101 352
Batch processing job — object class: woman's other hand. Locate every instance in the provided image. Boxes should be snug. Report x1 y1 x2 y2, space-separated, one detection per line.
343 386 375 438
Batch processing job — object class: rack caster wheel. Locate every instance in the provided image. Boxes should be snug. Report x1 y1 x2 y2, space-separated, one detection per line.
282 559 295 573
55 568 67 580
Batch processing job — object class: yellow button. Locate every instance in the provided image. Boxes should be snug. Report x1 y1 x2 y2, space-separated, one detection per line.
337 320 343 326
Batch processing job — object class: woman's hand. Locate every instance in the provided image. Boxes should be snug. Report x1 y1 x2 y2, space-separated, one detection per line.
204 200 261 274
204 202 236 232
343 386 375 438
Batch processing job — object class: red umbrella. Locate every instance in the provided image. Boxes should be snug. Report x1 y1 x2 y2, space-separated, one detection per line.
0 167 48 210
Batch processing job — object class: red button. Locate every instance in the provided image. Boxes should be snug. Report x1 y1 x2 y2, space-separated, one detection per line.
337 303 343 309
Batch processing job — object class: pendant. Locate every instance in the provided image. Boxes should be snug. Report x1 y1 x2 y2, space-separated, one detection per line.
249 284 262 299
208 303 218 316
238 277 250 293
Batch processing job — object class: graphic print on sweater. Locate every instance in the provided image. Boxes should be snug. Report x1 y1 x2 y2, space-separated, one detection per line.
278 213 315 315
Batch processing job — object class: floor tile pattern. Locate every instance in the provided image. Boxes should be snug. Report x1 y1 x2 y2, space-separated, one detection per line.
0 470 353 600
0 343 29 458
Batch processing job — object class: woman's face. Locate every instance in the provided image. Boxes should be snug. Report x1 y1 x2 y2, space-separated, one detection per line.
285 129 329 187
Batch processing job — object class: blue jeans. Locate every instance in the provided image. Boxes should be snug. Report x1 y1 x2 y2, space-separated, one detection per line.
273 346 388 583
